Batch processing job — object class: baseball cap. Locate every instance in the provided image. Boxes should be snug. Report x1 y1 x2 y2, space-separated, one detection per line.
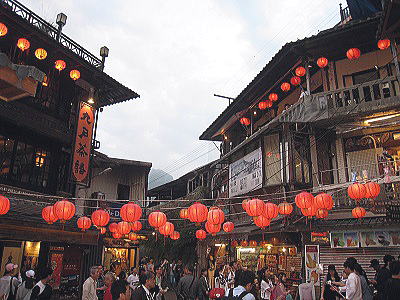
5 263 18 272
369 259 379 267
25 270 35 278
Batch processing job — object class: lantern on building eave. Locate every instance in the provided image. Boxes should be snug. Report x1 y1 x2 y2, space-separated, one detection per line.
263 202 279 219
117 221 131 235
246 198 265 217
290 76 301 86
0 23 8 36
240 240 249 247
69 69 81 81
317 57 328 68
109 222 118 233
281 82 291 92
301 204 318 218
253 215 271 229
205 221 221 236
100 227 107 234
269 93 278 102
42 205 58 224
347 183 366 201
378 39 390 50
53 199 75 222
196 229 207 240
352 206 366 219
91 209 110 228
266 100 273 108
207 207 225 225
112 232 122 239
364 182 380 199
278 202 293 215
120 202 142 223
231 240 239 247
314 193 334 210
159 221 175 236
54 60 66 71
188 202 208 225
315 208 329 219
223 221 234 233
148 211 167 229
35 48 47 60
295 191 314 209
346 48 361 60
131 221 142 232
170 231 180 240
129 232 138 241
77 216 91 231
258 101 268 110
295 66 306 77
249 240 257 247
239 117 250 126
180 208 189 219
17 38 30 51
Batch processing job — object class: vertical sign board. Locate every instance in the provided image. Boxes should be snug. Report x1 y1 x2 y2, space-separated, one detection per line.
305 245 319 286
72 102 94 183
229 148 262 197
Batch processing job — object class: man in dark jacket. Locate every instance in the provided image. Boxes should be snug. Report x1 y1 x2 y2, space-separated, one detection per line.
177 265 199 300
198 268 209 300
131 271 156 300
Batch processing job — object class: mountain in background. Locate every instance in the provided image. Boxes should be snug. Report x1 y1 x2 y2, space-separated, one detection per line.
148 169 173 190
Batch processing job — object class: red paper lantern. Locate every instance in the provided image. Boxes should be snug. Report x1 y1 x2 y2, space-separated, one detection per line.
42 206 58 224
53 199 76 222
290 76 301 86
0 23 8 36
120 203 142 223
269 93 278 102
347 183 366 200
91 209 110 227
17 38 30 51
129 232 138 241
148 211 167 228
117 221 131 235
196 229 207 240
249 240 257 247
246 198 265 217
231 240 239 247
100 227 106 234
207 207 225 225
109 222 118 233
295 192 314 209
378 39 390 50
240 240 249 247
352 207 366 219
223 221 234 233
240 117 250 126
281 82 291 92
263 202 279 219
301 204 318 217
180 208 189 219
266 100 273 108
278 202 293 215
364 182 380 199
317 57 328 68
69 70 81 81
170 231 180 240
258 101 268 110
159 222 175 236
205 221 221 236
188 202 208 224
314 193 334 210
253 215 271 229
113 232 122 239
77 216 91 231
315 209 329 219
55 60 66 71
131 221 142 232
346 48 361 60
295 66 306 77
35 48 47 60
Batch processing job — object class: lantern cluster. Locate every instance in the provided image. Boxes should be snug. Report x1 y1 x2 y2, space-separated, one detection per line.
348 182 380 200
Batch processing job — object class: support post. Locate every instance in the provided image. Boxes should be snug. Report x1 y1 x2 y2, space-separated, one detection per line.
391 40 400 80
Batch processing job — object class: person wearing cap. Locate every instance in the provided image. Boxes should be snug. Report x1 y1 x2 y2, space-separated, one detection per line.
16 270 35 300
0 263 22 300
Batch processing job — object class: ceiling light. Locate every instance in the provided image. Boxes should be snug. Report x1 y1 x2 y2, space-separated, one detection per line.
88 98 95 104
363 113 400 125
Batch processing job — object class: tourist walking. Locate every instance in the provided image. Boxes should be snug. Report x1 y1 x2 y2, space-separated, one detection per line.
272 273 289 300
155 265 168 300
370 256 393 299
103 272 116 300
225 270 255 300
385 260 400 299
16 270 35 300
320 265 341 300
127 268 139 290
176 265 199 300
198 268 210 300
343 260 362 300
260 270 273 300
83 266 101 300
0 263 21 300
111 279 131 300
131 271 156 300
30 267 53 300
354 263 373 300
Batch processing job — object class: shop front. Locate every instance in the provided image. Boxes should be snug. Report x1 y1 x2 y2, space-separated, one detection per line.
103 238 139 274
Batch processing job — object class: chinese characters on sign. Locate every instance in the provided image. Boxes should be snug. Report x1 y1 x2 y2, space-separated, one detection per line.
305 245 319 286
72 102 94 182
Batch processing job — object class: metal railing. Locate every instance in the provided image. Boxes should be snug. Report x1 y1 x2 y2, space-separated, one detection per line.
340 5 351 22
1 0 102 68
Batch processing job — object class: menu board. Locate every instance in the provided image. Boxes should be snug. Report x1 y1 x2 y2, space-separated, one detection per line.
360 231 400 247
330 232 360 248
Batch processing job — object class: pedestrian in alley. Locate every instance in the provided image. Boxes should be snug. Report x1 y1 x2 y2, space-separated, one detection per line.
131 271 156 300
225 270 255 300
83 266 101 300
0 263 21 300
176 264 199 300
97 266 106 300
111 279 131 300
30 267 53 300
354 263 373 300
127 268 139 291
320 264 341 300
343 260 362 300
198 268 210 300
385 260 400 299
154 264 168 300
103 272 116 300
370 256 393 299
15 270 35 300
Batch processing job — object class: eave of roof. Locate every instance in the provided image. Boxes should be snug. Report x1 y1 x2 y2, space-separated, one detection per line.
93 151 152 169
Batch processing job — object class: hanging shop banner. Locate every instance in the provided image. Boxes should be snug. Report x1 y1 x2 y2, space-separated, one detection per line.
330 232 360 248
72 102 94 183
50 252 64 289
360 231 400 247
311 232 330 244
305 245 319 286
229 147 262 197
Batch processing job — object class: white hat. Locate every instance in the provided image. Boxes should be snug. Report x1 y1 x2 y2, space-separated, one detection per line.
25 270 35 278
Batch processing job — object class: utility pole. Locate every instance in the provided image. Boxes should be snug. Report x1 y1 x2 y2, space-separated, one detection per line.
214 94 235 105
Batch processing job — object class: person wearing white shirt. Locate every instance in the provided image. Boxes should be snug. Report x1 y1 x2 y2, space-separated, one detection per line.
225 270 256 300
343 260 362 300
127 268 139 290
260 271 273 300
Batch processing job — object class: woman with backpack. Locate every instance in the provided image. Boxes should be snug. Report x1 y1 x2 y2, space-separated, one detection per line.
15 271 35 300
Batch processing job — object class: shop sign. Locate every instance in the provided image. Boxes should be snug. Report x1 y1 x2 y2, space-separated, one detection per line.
305 245 319 286
229 148 262 197
72 102 94 183
311 232 329 244
330 231 360 248
50 253 63 289
360 231 400 247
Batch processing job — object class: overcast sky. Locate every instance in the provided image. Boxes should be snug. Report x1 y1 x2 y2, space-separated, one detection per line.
23 0 343 179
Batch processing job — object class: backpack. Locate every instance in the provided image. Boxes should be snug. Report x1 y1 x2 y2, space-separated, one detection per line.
224 288 249 300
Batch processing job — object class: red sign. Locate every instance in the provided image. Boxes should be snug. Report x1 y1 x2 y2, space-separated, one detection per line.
72 102 94 182
311 232 328 237
50 253 63 289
